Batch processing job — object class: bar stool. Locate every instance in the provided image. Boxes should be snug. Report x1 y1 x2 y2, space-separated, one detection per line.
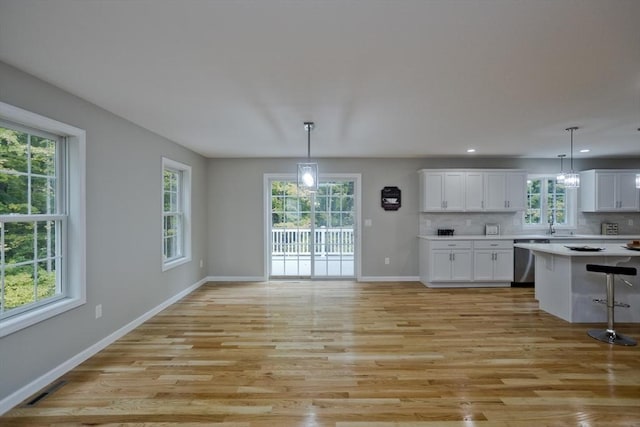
586 264 637 346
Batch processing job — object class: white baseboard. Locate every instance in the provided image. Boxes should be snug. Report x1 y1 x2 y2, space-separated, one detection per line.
0 277 208 416
206 276 267 282
358 276 420 282
206 276 420 283
204 275 427 283
423 281 511 288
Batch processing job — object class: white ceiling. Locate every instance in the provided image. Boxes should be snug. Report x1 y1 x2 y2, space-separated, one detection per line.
1 0 639 159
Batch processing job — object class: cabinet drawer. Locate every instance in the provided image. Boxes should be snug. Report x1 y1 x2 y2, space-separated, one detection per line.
474 240 513 250
430 240 472 250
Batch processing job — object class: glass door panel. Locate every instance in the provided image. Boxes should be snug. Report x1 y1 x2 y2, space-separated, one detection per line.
313 180 355 278
269 178 356 279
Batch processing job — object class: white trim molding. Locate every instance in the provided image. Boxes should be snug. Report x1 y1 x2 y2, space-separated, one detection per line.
161 157 192 271
358 276 421 282
206 276 267 282
0 101 86 338
262 173 362 281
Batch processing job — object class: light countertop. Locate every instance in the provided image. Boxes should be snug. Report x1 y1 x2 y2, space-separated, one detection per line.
418 234 640 241
514 242 640 257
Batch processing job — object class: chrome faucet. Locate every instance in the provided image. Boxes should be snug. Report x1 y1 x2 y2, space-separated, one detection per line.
548 210 556 235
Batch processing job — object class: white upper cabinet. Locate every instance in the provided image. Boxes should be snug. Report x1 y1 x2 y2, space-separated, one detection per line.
505 172 527 211
419 171 465 211
580 170 640 212
419 169 527 212
485 171 527 211
464 171 485 210
484 172 507 210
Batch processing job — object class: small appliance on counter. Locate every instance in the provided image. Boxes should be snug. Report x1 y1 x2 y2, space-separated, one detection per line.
485 224 500 236
601 222 619 235
437 228 455 236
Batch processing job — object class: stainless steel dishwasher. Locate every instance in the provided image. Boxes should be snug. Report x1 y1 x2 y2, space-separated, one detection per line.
513 238 550 286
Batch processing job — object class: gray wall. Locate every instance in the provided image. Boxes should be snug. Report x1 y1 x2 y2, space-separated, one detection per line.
0 62 208 403
207 158 424 279
207 157 640 279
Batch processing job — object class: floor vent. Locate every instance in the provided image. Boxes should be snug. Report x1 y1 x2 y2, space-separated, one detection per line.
23 380 67 407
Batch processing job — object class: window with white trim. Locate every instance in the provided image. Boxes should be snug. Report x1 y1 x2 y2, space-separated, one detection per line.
525 175 576 229
0 102 85 337
162 158 191 270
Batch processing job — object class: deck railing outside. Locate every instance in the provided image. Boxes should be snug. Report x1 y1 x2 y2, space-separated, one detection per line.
272 228 354 255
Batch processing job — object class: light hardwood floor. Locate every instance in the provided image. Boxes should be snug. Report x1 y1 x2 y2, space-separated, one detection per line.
2 281 640 426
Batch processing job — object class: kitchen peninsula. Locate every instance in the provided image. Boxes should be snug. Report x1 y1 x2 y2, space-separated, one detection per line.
514 242 640 323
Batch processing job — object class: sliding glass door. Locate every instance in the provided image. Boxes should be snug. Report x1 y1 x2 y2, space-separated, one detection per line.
269 176 357 279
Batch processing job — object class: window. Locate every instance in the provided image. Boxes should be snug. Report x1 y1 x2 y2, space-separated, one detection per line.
162 158 191 270
525 175 575 229
0 102 85 337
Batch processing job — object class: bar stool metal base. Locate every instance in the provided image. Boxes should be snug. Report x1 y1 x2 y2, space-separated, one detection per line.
588 328 637 346
585 264 637 347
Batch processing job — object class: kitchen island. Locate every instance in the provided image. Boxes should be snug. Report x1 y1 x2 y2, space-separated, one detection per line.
514 243 640 323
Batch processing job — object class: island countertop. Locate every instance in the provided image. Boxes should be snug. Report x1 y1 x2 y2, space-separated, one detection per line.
419 234 640 241
514 242 640 257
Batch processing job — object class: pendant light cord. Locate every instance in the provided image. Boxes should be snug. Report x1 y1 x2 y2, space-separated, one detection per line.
304 122 314 160
566 126 578 171
570 128 573 171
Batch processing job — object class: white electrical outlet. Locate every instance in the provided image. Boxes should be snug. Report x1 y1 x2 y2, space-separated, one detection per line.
629 219 634 226
95 304 102 319
364 219 372 227
385 257 390 265
200 259 203 268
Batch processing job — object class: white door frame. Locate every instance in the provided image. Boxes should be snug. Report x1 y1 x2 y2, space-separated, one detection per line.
263 173 362 281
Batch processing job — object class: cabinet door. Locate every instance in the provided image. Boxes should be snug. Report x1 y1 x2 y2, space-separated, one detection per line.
617 172 640 211
493 250 514 281
421 172 444 211
485 172 507 210
506 172 526 210
431 251 452 281
595 173 617 210
443 172 465 210
450 250 472 281
473 251 495 280
465 172 484 211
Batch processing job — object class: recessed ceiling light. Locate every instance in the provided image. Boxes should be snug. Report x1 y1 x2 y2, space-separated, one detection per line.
580 149 590 153
466 148 476 153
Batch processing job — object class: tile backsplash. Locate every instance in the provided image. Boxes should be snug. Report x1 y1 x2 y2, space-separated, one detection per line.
420 211 640 236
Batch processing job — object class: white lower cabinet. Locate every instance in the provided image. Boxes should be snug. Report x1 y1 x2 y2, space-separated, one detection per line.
473 245 514 281
420 238 513 287
426 240 472 282
431 249 472 281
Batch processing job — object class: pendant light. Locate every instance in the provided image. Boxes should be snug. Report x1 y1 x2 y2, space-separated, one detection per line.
563 126 580 188
297 121 318 192
556 154 566 184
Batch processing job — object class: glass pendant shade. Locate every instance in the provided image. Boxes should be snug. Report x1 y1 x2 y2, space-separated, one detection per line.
564 173 580 188
297 162 318 192
297 122 317 192
564 127 580 188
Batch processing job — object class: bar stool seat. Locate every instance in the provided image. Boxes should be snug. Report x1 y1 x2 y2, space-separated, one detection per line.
586 264 637 346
